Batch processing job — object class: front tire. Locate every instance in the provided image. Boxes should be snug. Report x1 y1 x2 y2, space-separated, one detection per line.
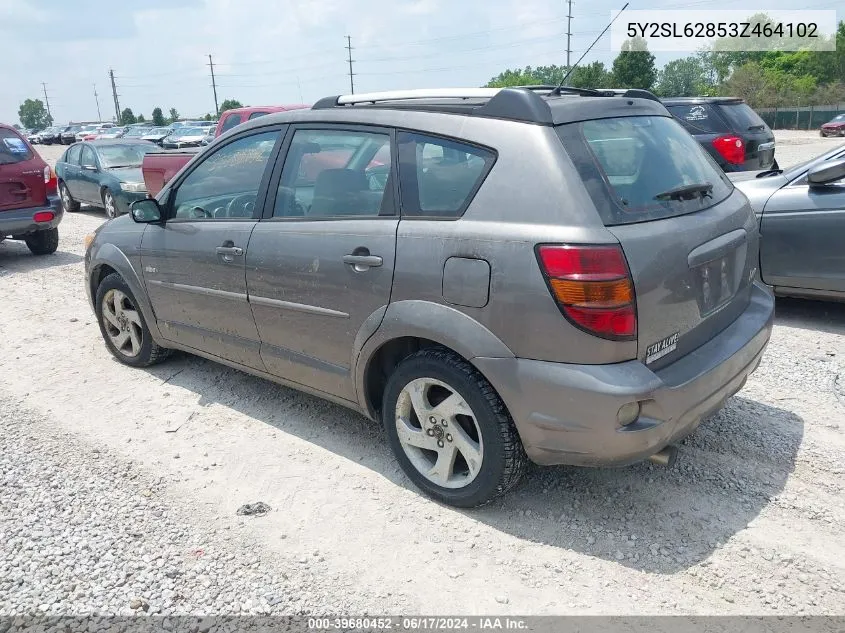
102 188 117 219
25 228 59 255
382 348 527 507
95 273 171 367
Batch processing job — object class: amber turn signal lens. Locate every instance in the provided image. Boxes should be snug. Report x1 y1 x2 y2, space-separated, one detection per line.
549 278 633 307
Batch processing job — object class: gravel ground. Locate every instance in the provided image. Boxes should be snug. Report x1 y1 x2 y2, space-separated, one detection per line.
1 131 844 617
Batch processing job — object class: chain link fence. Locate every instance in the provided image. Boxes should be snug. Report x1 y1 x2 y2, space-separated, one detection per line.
757 104 845 130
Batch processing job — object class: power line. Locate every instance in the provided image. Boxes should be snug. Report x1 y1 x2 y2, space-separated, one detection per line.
41 83 52 121
109 69 120 122
346 35 355 94
566 0 574 67
208 54 219 116
93 84 101 121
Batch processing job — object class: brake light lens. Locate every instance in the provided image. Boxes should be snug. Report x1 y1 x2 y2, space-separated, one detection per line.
536 244 637 340
712 135 745 165
33 211 54 223
44 165 57 196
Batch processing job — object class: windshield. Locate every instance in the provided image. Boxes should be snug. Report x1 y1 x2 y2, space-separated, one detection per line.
179 128 205 136
97 144 154 168
557 115 733 226
125 127 151 137
147 127 169 135
831 114 845 122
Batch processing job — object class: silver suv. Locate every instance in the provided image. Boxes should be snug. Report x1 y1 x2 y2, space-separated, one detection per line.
84 87 774 507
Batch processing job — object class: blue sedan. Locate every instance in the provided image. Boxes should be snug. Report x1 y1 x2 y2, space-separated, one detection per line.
55 140 156 219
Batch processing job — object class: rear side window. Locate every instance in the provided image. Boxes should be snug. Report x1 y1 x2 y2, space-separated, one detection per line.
718 103 768 132
557 116 733 226
0 128 33 165
665 104 727 134
397 132 495 218
220 113 243 133
248 111 271 120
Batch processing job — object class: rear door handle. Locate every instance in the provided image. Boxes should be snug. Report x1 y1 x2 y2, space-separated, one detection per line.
343 254 383 270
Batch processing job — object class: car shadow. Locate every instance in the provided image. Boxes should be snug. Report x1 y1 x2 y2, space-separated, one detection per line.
775 296 845 336
142 355 803 574
0 240 83 272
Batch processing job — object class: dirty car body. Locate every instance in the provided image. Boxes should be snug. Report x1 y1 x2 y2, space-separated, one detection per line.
84 87 774 507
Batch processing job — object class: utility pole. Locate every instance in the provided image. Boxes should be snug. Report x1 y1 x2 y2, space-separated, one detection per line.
566 0 573 69
93 84 102 121
208 54 219 116
345 35 355 94
109 69 121 122
41 82 52 121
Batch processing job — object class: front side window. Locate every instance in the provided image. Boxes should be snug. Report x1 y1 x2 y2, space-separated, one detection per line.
171 130 280 220
397 132 495 218
273 128 392 218
558 115 733 225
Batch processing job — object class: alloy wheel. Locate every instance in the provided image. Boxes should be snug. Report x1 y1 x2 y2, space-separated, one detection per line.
394 377 484 489
101 289 143 357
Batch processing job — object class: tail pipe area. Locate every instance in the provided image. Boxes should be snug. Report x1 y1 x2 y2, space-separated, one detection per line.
648 445 678 468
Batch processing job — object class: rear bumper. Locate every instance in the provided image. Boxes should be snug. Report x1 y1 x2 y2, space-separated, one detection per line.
0 197 63 237
474 282 774 467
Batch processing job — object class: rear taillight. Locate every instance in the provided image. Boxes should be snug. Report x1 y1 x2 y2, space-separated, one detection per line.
536 244 637 340
44 165 57 196
712 135 745 165
33 211 54 223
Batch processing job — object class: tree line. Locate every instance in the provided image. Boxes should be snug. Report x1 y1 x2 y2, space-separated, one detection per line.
486 19 845 109
17 97 245 129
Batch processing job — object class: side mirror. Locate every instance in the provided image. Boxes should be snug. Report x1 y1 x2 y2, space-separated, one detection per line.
130 199 163 223
808 158 845 187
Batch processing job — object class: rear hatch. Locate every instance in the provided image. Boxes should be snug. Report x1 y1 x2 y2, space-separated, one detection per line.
557 114 757 369
0 127 47 212
717 102 775 170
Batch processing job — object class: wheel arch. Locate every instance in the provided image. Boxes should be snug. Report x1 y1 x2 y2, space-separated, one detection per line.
353 300 515 420
88 243 165 344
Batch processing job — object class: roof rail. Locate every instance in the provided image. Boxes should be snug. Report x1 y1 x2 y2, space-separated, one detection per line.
310 86 662 125
596 88 662 103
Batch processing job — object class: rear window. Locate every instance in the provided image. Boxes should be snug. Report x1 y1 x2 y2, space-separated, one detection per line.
665 104 728 134
0 129 34 165
718 103 768 131
557 115 733 226
220 113 243 133
397 132 495 218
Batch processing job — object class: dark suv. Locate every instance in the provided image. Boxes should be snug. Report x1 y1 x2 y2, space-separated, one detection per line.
84 87 774 507
0 124 63 255
662 97 777 172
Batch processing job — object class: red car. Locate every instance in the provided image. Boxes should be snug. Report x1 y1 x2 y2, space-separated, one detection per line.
820 114 845 137
215 105 309 138
0 124 62 255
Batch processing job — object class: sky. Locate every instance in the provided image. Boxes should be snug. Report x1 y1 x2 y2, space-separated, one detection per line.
2 0 839 125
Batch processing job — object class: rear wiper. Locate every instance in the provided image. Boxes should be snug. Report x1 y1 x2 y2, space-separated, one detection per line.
654 183 713 201
748 124 765 131
756 169 783 178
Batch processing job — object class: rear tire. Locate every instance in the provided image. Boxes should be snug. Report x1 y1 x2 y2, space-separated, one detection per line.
59 182 80 212
382 348 528 507
95 273 171 367
25 228 59 255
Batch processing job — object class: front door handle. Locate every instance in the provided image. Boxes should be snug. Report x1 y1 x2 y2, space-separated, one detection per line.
343 254 383 271
216 244 244 263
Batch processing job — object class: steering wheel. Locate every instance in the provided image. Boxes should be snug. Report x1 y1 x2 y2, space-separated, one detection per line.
225 193 257 218
187 206 211 219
